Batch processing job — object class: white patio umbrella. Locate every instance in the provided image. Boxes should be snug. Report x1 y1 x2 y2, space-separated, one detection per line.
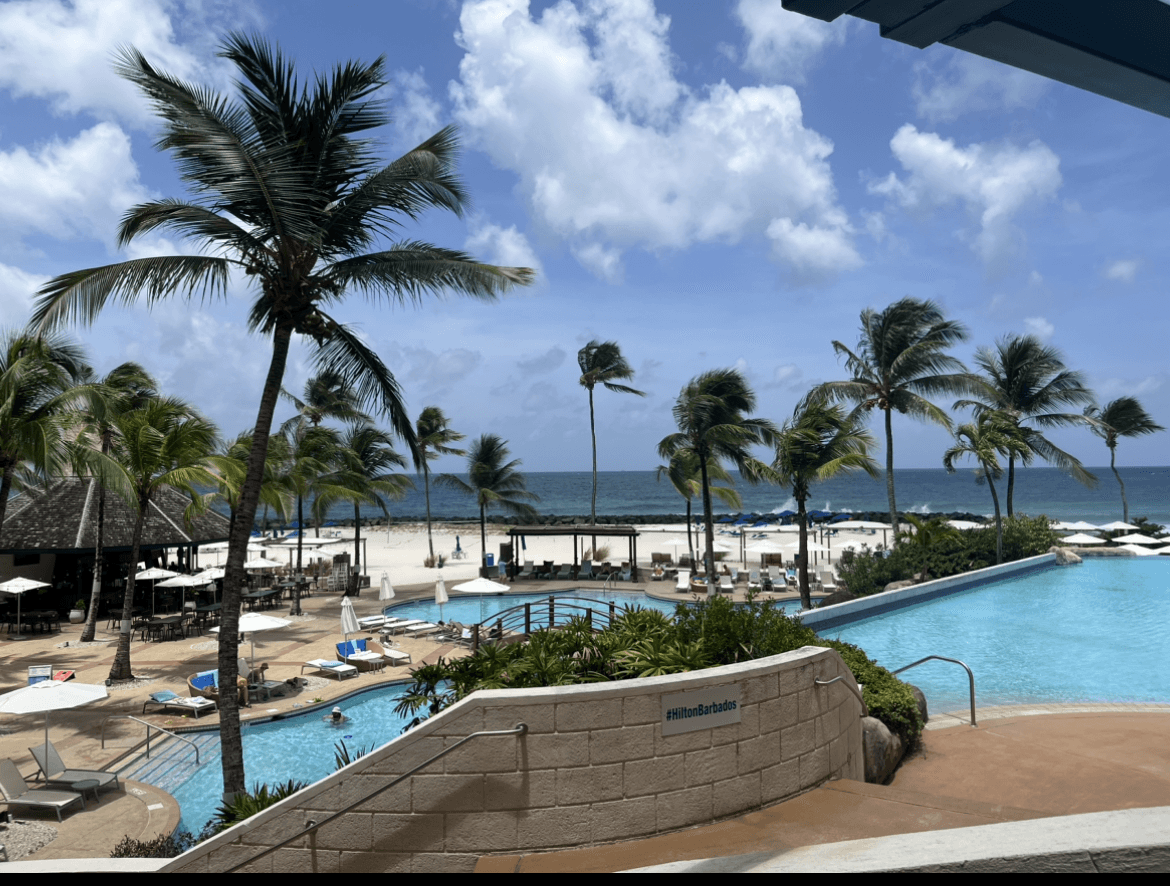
1119 544 1158 556
340 596 360 641
0 680 108 764
435 578 449 622
0 577 50 640
452 577 510 594
946 520 985 530
211 612 290 666
1098 521 1139 532
244 557 285 570
379 572 395 602
136 567 178 616
1111 534 1160 545
1060 533 1106 545
157 573 210 612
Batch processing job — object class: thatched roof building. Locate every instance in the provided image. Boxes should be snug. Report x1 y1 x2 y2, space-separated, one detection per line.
0 477 230 554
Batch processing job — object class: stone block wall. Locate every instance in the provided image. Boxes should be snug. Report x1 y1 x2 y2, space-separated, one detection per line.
165 644 863 873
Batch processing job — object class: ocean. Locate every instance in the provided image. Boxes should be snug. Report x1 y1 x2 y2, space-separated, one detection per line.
281 466 1170 527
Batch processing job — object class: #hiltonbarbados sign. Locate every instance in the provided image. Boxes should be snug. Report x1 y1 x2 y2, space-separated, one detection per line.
661 684 741 736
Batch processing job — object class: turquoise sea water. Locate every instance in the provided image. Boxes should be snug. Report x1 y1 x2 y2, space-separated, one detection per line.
245 467 1170 526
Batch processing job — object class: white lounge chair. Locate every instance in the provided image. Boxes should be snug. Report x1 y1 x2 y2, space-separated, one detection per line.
300 659 358 680
719 574 734 594
675 569 691 592
0 758 85 822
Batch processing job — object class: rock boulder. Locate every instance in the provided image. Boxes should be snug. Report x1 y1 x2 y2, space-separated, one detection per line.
862 716 904 784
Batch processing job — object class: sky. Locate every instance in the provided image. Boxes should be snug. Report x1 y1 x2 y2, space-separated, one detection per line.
1 0 1167 475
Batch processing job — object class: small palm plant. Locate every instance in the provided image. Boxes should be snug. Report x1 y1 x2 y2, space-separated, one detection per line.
436 435 539 570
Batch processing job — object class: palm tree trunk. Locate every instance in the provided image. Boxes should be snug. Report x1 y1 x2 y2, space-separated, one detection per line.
884 408 898 547
423 460 434 560
685 499 694 568
218 322 294 799
352 502 362 596
480 501 488 571
987 472 1003 564
109 501 147 682
699 454 716 583
797 495 811 609
1110 445 1128 523
589 385 598 528
1006 454 1015 518
80 482 106 643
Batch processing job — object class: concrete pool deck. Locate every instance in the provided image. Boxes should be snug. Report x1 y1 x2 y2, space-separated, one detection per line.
3 580 1168 870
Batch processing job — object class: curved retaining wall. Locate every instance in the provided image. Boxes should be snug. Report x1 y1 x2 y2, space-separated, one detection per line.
164 645 863 873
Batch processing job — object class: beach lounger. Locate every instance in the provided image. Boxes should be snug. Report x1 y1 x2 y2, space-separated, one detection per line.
819 570 838 593
300 659 359 680
357 615 389 630
576 559 595 580
404 622 440 637
675 569 691 592
381 619 425 635
187 668 249 706
748 570 761 591
719 575 734 594
29 741 121 794
0 759 85 822
142 691 217 719
517 560 535 580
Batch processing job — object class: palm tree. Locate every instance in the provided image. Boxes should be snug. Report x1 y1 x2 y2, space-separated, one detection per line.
32 37 533 795
0 330 90 531
436 435 539 569
416 406 465 560
72 362 158 643
316 424 412 591
658 369 777 582
772 398 878 608
281 370 370 435
943 411 1029 564
956 335 1096 516
578 340 645 528
895 515 963 579
656 448 741 569
282 423 348 614
813 298 974 545
1085 397 1165 524
87 397 219 681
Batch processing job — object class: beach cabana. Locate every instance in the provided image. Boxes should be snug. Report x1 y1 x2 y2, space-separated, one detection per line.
506 525 642 580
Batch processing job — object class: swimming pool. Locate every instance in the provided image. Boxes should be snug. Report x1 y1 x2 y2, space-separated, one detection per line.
821 558 1170 713
383 587 816 625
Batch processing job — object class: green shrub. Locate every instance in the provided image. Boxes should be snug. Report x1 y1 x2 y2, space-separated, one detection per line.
110 830 199 858
207 779 308 834
815 639 923 745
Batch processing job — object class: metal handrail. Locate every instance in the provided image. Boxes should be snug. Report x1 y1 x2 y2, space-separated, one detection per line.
101 715 200 763
225 723 528 873
814 675 868 717
892 655 977 727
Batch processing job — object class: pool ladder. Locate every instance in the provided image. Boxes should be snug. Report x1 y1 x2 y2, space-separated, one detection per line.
892 655 977 727
100 714 202 763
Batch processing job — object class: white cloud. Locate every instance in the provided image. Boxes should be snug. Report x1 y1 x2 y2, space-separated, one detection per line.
0 262 46 321
451 0 858 282
0 123 149 249
767 363 803 390
393 344 485 393
0 0 239 127
386 69 445 150
913 53 1048 122
735 0 847 82
516 346 566 374
1022 316 1054 341
1105 259 1139 282
465 219 544 282
869 124 1061 269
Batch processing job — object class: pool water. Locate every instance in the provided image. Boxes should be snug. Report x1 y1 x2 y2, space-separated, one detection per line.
822 558 1170 713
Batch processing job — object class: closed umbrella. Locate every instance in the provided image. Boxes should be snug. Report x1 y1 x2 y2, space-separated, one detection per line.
0 680 108 764
379 572 395 602
435 578 448 622
340 596 360 641
0 577 49 640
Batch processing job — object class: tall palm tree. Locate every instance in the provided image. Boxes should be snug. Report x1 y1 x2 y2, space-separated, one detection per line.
656 448 741 569
956 335 1096 516
1085 397 1165 524
72 362 158 643
436 435 539 569
316 424 412 591
0 330 90 532
32 37 533 795
943 411 1030 564
87 397 219 681
578 340 645 527
772 398 878 608
813 298 973 545
416 406 465 560
281 370 370 434
658 369 777 582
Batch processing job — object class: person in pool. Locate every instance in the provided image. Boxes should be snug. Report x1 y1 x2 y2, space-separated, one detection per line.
324 706 349 726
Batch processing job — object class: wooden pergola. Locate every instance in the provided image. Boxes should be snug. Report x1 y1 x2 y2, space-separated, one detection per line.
506 525 642 580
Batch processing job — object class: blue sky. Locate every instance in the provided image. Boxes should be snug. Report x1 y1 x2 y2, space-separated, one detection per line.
1 0 1166 474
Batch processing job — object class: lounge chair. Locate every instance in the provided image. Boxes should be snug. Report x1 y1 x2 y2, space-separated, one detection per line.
28 740 121 794
549 564 570 581
820 570 838 593
0 758 85 822
142 690 217 718
748 570 762 591
337 639 386 672
188 668 248 706
300 659 359 680
617 566 632 582
719 574 734 595
675 569 691 592
517 560 535 580
577 560 595 581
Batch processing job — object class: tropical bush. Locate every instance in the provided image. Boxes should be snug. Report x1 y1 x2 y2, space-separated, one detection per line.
395 595 922 744
207 779 308 834
110 830 201 858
